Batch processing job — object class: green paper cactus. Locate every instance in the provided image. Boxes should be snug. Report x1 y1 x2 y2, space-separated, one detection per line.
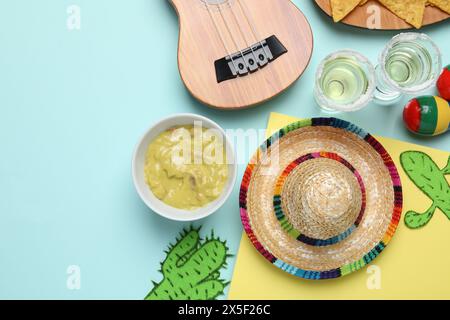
145 227 230 300
400 151 450 229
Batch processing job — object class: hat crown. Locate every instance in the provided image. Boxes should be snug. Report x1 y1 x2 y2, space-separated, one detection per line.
282 158 363 241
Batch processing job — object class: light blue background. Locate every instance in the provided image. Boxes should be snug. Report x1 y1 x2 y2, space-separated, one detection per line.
0 1 448 299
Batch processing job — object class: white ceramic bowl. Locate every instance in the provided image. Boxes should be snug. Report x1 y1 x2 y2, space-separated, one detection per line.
132 113 237 221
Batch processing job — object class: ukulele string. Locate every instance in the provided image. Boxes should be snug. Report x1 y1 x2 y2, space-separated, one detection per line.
215 2 251 71
204 0 267 75
204 1 240 73
225 0 258 60
235 0 271 59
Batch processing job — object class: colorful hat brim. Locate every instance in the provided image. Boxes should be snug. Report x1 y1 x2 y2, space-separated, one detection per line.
239 118 403 280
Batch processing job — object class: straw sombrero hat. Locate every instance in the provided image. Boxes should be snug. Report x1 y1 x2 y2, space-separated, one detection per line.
240 118 402 280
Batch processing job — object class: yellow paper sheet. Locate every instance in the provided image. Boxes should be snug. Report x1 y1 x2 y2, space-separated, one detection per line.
229 112 450 300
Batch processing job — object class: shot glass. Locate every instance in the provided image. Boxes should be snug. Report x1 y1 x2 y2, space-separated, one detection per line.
374 33 442 105
314 50 376 113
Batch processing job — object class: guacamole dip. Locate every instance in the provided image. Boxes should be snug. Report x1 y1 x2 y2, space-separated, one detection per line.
144 125 229 210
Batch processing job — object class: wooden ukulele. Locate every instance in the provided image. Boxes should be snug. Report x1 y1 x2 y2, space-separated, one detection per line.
169 0 314 109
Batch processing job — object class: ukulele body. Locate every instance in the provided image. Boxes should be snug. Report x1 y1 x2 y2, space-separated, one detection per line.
170 0 313 109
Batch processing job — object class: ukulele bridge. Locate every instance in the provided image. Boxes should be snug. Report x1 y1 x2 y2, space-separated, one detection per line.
214 35 287 83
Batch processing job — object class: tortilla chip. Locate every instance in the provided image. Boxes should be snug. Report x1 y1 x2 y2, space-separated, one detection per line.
330 0 361 22
378 0 427 28
427 0 450 14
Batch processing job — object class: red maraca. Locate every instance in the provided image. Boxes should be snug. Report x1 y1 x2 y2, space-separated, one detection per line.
437 65 450 101
403 96 450 136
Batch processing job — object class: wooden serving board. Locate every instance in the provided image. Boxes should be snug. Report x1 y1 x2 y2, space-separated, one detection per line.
315 0 449 30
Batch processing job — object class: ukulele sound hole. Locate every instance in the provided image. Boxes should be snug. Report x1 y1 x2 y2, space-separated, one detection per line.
214 35 288 83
